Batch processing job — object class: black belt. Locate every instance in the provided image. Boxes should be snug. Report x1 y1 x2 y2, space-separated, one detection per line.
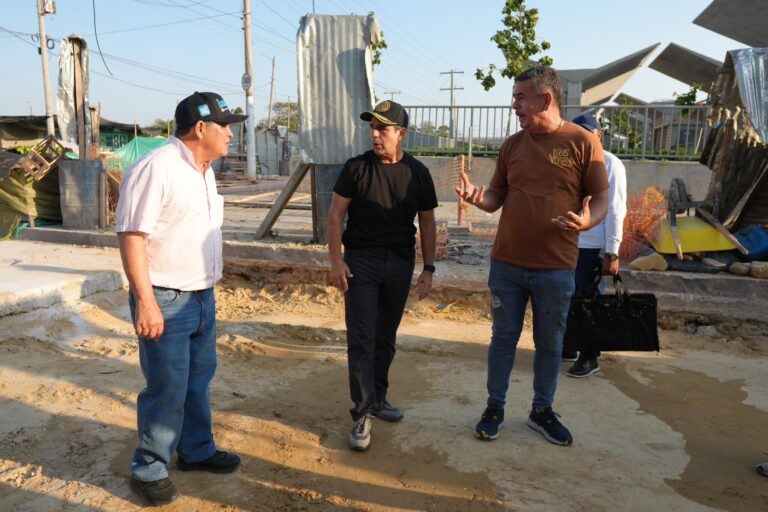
152 285 208 295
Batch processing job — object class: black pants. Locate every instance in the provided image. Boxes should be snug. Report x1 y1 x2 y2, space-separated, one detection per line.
344 248 414 421
575 248 603 359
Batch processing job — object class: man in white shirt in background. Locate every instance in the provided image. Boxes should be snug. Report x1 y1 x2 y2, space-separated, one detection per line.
117 92 246 506
564 114 628 378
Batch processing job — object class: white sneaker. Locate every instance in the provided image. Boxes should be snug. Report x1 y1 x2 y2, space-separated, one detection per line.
348 414 372 451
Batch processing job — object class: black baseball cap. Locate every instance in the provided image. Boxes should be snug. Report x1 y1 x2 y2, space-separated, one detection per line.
175 91 247 130
360 100 409 128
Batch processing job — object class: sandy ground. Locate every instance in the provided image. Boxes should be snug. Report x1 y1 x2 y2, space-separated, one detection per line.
1 268 768 511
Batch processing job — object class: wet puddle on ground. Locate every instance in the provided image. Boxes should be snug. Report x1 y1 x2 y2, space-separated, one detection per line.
607 364 768 511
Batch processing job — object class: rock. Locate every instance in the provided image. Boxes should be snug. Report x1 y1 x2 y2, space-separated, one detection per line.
750 261 768 279
702 257 727 269
696 325 719 337
629 251 668 271
729 262 751 275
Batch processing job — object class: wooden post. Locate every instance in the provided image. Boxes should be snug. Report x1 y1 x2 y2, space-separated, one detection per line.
89 104 100 160
72 39 87 160
457 154 465 226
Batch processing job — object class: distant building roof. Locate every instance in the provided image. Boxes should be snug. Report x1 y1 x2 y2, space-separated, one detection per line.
557 44 660 106
649 43 722 92
693 0 768 48
0 115 137 131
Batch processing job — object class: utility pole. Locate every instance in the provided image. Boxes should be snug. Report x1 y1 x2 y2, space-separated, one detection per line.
267 56 276 128
243 0 257 180
36 0 55 136
440 69 463 139
384 90 401 101
285 96 292 129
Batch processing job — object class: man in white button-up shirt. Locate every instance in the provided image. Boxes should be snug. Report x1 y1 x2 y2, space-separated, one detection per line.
116 92 245 506
565 114 627 378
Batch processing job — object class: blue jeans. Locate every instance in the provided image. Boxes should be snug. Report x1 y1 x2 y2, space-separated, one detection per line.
129 287 217 482
486 260 575 410
575 248 604 359
344 248 414 420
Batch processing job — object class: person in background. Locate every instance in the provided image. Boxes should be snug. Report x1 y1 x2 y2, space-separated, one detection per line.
563 114 628 378
327 100 438 452
456 67 609 446
117 92 246 506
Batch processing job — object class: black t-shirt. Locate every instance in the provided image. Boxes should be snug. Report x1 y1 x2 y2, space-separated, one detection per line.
334 150 438 259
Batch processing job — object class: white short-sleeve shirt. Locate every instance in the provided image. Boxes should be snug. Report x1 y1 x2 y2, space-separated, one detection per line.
116 137 223 291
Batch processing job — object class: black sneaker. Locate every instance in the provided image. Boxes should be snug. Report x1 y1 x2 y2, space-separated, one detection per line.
567 356 600 378
757 461 768 477
371 400 404 422
561 350 578 362
130 475 180 506
348 414 372 451
527 407 573 446
177 450 241 474
474 406 504 440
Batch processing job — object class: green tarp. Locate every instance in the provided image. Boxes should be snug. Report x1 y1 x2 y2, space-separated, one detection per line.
109 136 167 172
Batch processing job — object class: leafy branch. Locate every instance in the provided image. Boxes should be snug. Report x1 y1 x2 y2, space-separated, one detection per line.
475 0 552 91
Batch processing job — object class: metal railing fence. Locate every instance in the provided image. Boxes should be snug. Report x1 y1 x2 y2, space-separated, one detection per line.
402 104 710 160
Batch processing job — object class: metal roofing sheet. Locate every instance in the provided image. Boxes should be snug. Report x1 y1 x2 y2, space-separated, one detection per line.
297 14 378 165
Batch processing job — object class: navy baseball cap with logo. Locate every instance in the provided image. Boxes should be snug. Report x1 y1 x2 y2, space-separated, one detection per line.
175 91 247 131
572 114 601 133
360 100 409 128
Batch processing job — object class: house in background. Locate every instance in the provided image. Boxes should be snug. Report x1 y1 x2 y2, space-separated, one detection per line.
0 116 140 151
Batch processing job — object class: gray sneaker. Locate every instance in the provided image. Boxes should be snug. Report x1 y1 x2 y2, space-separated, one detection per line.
372 400 404 422
757 460 768 477
348 414 372 451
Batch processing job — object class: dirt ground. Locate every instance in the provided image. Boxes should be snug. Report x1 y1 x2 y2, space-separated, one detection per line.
1 267 767 511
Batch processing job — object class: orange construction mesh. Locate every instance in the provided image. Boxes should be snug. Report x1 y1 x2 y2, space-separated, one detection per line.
620 186 667 260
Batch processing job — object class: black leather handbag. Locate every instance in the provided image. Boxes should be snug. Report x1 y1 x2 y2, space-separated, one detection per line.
563 273 659 353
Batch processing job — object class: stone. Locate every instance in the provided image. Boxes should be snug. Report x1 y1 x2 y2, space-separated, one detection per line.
729 262 751 275
629 251 668 271
702 257 727 269
696 325 719 337
750 261 768 279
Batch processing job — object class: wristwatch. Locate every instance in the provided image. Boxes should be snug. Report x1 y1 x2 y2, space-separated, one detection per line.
423 264 436 273
605 253 618 261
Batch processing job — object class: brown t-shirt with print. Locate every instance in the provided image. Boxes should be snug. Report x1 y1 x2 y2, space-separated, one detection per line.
489 122 608 270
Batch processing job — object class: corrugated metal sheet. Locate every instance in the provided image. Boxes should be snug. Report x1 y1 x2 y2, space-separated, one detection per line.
297 15 377 165
728 48 768 143
255 128 299 175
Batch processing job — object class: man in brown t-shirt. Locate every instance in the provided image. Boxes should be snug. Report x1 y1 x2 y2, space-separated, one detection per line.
456 66 608 446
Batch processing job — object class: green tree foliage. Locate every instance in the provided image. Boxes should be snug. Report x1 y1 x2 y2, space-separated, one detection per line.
368 11 387 67
258 101 298 131
144 118 174 136
605 98 640 150
418 121 450 137
475 0 553 91
674 83 701 118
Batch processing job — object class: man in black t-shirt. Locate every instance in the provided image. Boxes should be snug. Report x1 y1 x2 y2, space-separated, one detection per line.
328 100 438 452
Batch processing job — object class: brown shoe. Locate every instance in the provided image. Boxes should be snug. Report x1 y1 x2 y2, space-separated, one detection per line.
130 475 180 506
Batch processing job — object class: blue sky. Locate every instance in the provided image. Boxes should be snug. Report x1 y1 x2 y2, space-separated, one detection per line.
0 0 744 126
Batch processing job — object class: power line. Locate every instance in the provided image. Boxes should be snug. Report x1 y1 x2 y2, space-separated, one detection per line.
83 11 240 37
91 0 113 75
91 69 185 95
258 0 297 28
132 0 211 7
0 26 38 47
